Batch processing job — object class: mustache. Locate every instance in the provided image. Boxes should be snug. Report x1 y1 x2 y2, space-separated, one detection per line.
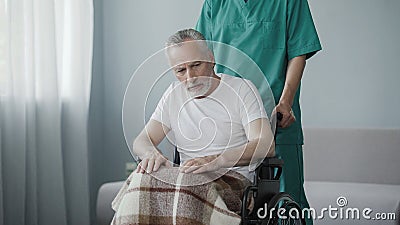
187 83 203 90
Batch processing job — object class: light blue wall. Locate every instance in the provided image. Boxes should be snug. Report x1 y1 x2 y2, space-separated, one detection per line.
301 0 400 128
93 0 400 186
89 1 105 224
97 0 204 182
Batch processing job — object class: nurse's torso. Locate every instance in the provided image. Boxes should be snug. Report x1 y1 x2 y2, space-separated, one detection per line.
200 0 303 144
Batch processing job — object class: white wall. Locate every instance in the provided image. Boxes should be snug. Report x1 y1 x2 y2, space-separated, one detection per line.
94 0 400 183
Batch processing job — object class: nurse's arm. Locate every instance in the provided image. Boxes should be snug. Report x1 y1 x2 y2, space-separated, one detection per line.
276 55 307 128
133 119 171 173
181 118 275 174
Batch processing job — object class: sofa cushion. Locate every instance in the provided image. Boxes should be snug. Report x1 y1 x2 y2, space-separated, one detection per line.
304 181 400 225
96 181 124 225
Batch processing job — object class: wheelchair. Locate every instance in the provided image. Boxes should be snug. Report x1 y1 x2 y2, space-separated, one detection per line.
240 157 306 225
172 112 306 225
173 150 306 225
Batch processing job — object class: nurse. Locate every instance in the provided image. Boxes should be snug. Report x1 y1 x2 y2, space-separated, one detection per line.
196 0 322 224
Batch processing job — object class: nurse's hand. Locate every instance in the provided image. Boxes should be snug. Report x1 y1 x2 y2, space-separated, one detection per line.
180 154 222 174
274 102 296 128
136 150 171 174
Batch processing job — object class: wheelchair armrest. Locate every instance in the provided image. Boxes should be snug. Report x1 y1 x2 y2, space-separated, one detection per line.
173 147 180 166
260 157 284 167
255 157 283 182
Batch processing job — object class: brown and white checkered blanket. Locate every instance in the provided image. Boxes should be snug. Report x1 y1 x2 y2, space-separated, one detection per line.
111 167 252 225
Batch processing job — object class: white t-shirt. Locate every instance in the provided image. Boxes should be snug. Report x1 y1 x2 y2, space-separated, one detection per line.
150 74 267 181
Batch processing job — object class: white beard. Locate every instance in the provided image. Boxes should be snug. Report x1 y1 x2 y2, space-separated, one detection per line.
186 77 212 98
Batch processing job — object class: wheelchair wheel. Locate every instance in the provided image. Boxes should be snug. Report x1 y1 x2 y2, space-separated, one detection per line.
263 192 307 225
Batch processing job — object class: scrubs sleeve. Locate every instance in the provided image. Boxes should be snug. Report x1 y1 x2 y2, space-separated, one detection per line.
195 0 212 40
287 0 322 60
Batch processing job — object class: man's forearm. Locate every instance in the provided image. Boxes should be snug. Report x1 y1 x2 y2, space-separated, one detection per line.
132 120 169 160
132 135 160 160
280 55 306 106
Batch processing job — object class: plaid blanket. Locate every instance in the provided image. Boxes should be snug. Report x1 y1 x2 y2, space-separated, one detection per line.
111 167 252 225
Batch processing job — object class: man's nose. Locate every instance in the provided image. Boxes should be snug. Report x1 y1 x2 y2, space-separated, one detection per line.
186 68 197 80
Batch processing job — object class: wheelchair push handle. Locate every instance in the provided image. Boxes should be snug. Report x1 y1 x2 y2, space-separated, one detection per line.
275 111 283 130
273 111 282 139
276 111 283 122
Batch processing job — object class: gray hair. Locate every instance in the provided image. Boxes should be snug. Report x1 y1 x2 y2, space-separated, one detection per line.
165 29 206 47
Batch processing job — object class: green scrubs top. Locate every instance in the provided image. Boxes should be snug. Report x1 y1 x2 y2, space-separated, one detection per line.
196 0 322 144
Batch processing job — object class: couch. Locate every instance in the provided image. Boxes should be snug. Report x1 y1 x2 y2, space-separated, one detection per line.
97 128 400 225
302 128 400 224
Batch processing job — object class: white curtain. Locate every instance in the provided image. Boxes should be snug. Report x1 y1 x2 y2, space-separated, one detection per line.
0 0 93 225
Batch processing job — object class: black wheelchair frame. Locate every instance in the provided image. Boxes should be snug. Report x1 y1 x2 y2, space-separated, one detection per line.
173 151 306 225
240 157 306 225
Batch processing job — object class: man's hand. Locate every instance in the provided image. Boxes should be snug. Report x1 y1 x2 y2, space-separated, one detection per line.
274 102 296 128
136 150 171 174
180 154 222 174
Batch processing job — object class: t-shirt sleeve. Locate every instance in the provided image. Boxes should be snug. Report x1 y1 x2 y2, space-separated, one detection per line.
150 84 173 129
195 0 212 40
287 0 322 60
238 79 268 126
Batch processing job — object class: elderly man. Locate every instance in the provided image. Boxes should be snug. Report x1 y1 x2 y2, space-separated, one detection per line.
111 29 275 225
